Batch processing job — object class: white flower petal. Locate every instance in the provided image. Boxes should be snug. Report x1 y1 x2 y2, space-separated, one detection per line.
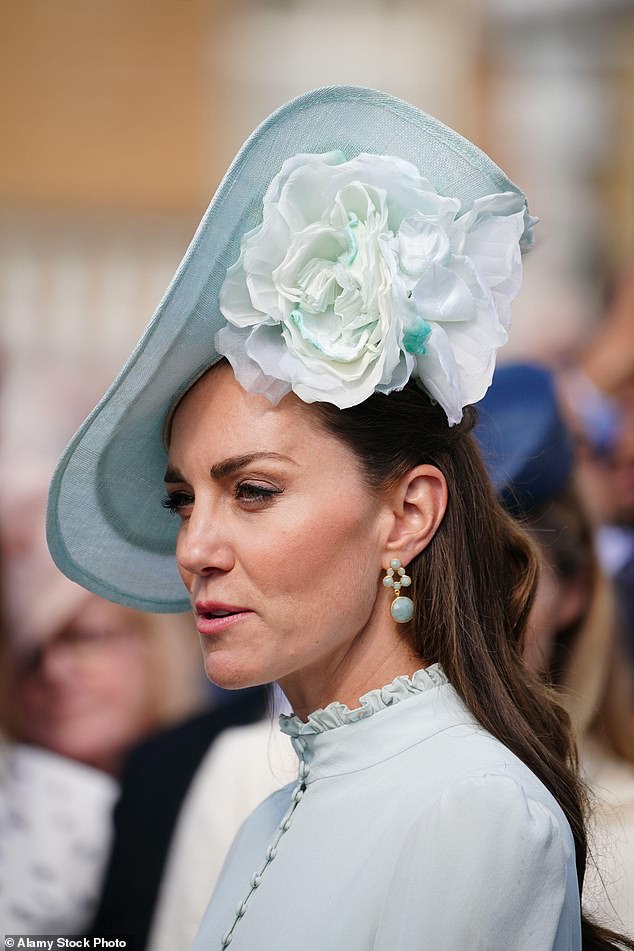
219 254 264 328
412 323 464 425
217 151 532 423
442 314 507 406
410 262 475 324
265 151 345 208
273 224 344 312
462 212 524 285
376 349 415 395
215 324 292 404
398 216 452 275
243 208 292 320
335 153 458 231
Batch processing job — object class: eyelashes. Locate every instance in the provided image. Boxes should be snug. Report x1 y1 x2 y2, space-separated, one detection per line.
162 482 283 515
235 482 283 503
161 491 194 515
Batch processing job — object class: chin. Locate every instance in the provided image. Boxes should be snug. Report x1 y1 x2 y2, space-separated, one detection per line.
202 655 272 692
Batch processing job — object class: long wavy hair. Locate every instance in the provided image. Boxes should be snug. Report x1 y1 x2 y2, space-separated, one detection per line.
312 380 634 951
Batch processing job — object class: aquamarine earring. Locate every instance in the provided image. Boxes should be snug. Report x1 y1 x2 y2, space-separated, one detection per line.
382 559 414 623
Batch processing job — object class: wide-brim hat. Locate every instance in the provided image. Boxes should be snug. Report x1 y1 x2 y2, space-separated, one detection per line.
47 85 532 613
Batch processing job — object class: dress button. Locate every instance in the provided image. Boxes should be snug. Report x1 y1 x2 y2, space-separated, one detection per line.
221 932 233 947
280 817 292 832
251 872 262 888
237 900 248 918
265 845 277 861
292 786 305 803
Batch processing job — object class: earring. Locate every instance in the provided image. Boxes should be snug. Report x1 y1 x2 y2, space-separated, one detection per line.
382 558 414 623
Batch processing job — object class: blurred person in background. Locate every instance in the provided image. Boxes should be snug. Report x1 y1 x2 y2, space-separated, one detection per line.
1 615 117 934
476 362 634 935
559 262 634 662
0 364 209 933
0 363 208 775
1 619 118 934
2 476 207 777
0 378 118 934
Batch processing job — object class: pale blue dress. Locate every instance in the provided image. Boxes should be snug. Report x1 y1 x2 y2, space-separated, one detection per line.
189 665 582 950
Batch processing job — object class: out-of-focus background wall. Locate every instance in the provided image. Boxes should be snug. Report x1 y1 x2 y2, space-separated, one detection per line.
1 0 633 387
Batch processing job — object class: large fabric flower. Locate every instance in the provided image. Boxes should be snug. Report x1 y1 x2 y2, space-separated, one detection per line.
216 151 534 424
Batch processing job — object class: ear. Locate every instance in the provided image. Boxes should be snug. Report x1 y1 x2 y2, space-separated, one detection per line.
383 465 448 565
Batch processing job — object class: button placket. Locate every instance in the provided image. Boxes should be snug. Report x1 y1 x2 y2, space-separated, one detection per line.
219 748 311 949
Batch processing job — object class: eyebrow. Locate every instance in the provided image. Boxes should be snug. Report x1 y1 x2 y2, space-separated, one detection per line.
164 452 297 484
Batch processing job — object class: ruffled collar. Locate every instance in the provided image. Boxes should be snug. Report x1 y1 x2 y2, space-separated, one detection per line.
279 663 448 737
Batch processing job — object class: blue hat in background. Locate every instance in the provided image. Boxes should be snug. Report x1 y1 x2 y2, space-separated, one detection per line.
474 363 574 516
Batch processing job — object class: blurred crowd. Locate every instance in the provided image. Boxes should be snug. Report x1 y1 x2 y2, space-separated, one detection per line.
1 261 633 944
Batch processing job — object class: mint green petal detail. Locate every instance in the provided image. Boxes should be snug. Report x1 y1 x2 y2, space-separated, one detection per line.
290 307 326 354
403 321 432 357
345 212 359 265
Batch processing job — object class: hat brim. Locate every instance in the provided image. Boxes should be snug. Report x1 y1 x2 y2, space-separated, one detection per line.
47 85 530 612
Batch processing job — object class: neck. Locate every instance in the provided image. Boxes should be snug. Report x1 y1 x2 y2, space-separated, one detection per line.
278 619 426 723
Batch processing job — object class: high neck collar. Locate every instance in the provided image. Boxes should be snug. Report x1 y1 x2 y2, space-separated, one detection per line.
278 664 462 783
279 664 448 737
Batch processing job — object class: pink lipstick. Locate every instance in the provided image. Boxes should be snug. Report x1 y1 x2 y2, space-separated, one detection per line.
194 601 252 635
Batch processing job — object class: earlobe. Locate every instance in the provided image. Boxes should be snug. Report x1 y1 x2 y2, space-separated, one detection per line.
385 465 448 563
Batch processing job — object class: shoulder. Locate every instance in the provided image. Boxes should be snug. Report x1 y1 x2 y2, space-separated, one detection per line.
1 746 117 934
375 772 581 949
393 768 580 934
10 743 117 806
418 770 575 862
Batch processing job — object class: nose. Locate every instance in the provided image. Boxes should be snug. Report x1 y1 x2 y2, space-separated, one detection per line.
175 500 235 581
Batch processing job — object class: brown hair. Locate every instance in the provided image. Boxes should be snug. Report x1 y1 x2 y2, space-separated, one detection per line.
529 487 634 765
313 380 634 951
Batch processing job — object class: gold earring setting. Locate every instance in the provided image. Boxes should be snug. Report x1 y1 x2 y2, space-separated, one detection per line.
382 559 414 623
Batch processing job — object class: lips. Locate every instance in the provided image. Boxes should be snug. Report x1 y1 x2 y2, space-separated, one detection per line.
194 601 252 636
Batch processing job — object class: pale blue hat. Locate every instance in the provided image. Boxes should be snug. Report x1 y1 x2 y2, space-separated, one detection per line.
47 85 533 613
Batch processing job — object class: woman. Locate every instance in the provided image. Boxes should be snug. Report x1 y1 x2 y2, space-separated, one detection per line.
1 469 206 777
1 511 116 936
476 361 634 934
0 362 208 776
47 87 633 949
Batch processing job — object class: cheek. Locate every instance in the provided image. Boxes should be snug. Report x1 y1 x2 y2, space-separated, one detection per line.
175 525 194 590
178 564 193 592
256 499 382 615
74 645 153 712
14 681 45 722
101 645 153 705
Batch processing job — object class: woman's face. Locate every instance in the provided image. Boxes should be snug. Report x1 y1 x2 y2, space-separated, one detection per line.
166 363 397 705
13 598 156 775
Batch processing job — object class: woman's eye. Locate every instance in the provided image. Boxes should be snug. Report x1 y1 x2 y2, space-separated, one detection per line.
162 491 194 515
235 482 282 505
